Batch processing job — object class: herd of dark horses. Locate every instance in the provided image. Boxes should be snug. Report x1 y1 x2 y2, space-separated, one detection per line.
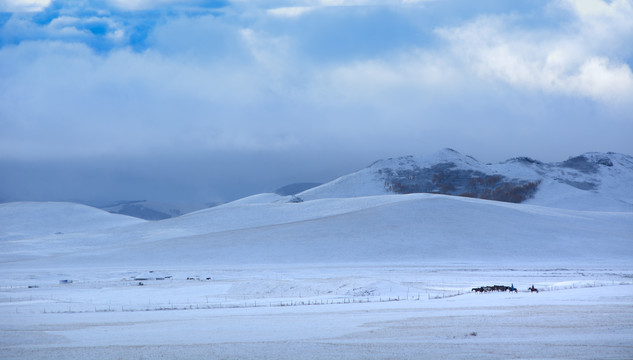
472 285 517 293
471 285 539 293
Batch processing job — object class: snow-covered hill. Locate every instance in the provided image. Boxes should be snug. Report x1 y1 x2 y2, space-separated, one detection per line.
297 149 633 212
2 193 631 267
0 202 144 241
104 194 633 266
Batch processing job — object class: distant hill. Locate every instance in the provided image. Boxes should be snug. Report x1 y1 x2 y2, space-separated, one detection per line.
92 200 217 220
274 183 322 196
297 149 633 212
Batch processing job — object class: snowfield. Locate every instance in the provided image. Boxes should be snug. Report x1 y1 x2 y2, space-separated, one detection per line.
1 191 632 359
2 266 632 359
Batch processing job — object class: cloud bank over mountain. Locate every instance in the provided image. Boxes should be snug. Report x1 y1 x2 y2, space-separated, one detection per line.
1 0 632 202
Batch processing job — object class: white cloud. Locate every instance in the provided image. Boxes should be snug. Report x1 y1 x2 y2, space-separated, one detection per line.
0 12 128 50
571 57 633 102
0 36 306 160
563 0 627 17
308 51 459 107
104 0 213 11
560 0 633 51
437 1 633 104
267 6 315 18
317 0 430 5
263 0 433 15
1 0 632 168
0 0 51 12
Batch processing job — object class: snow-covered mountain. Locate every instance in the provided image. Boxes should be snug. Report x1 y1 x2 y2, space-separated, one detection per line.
297 149 633 212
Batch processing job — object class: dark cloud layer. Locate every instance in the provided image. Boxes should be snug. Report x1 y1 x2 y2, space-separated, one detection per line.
1 0 632 203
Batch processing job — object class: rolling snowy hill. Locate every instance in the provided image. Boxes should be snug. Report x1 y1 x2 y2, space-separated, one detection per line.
0 202 144 241
1 193 631 268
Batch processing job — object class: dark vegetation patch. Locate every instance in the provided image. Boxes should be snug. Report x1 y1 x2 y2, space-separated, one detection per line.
380 163 540 204
562 156 599 173
510 156 543 165
561 155 613 173
558 180 597 191
112 204 171 220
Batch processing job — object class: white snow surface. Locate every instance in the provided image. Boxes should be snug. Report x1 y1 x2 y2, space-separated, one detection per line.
2 177 633 358
2 265 632 359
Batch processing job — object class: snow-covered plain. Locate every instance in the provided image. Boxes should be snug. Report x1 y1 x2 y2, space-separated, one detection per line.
1 193 632 359
2 266 632 359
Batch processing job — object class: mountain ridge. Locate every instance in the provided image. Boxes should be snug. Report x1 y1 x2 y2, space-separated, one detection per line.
297 149 633 212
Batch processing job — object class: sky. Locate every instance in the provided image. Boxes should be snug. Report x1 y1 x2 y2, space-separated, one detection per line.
1 0 632 203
